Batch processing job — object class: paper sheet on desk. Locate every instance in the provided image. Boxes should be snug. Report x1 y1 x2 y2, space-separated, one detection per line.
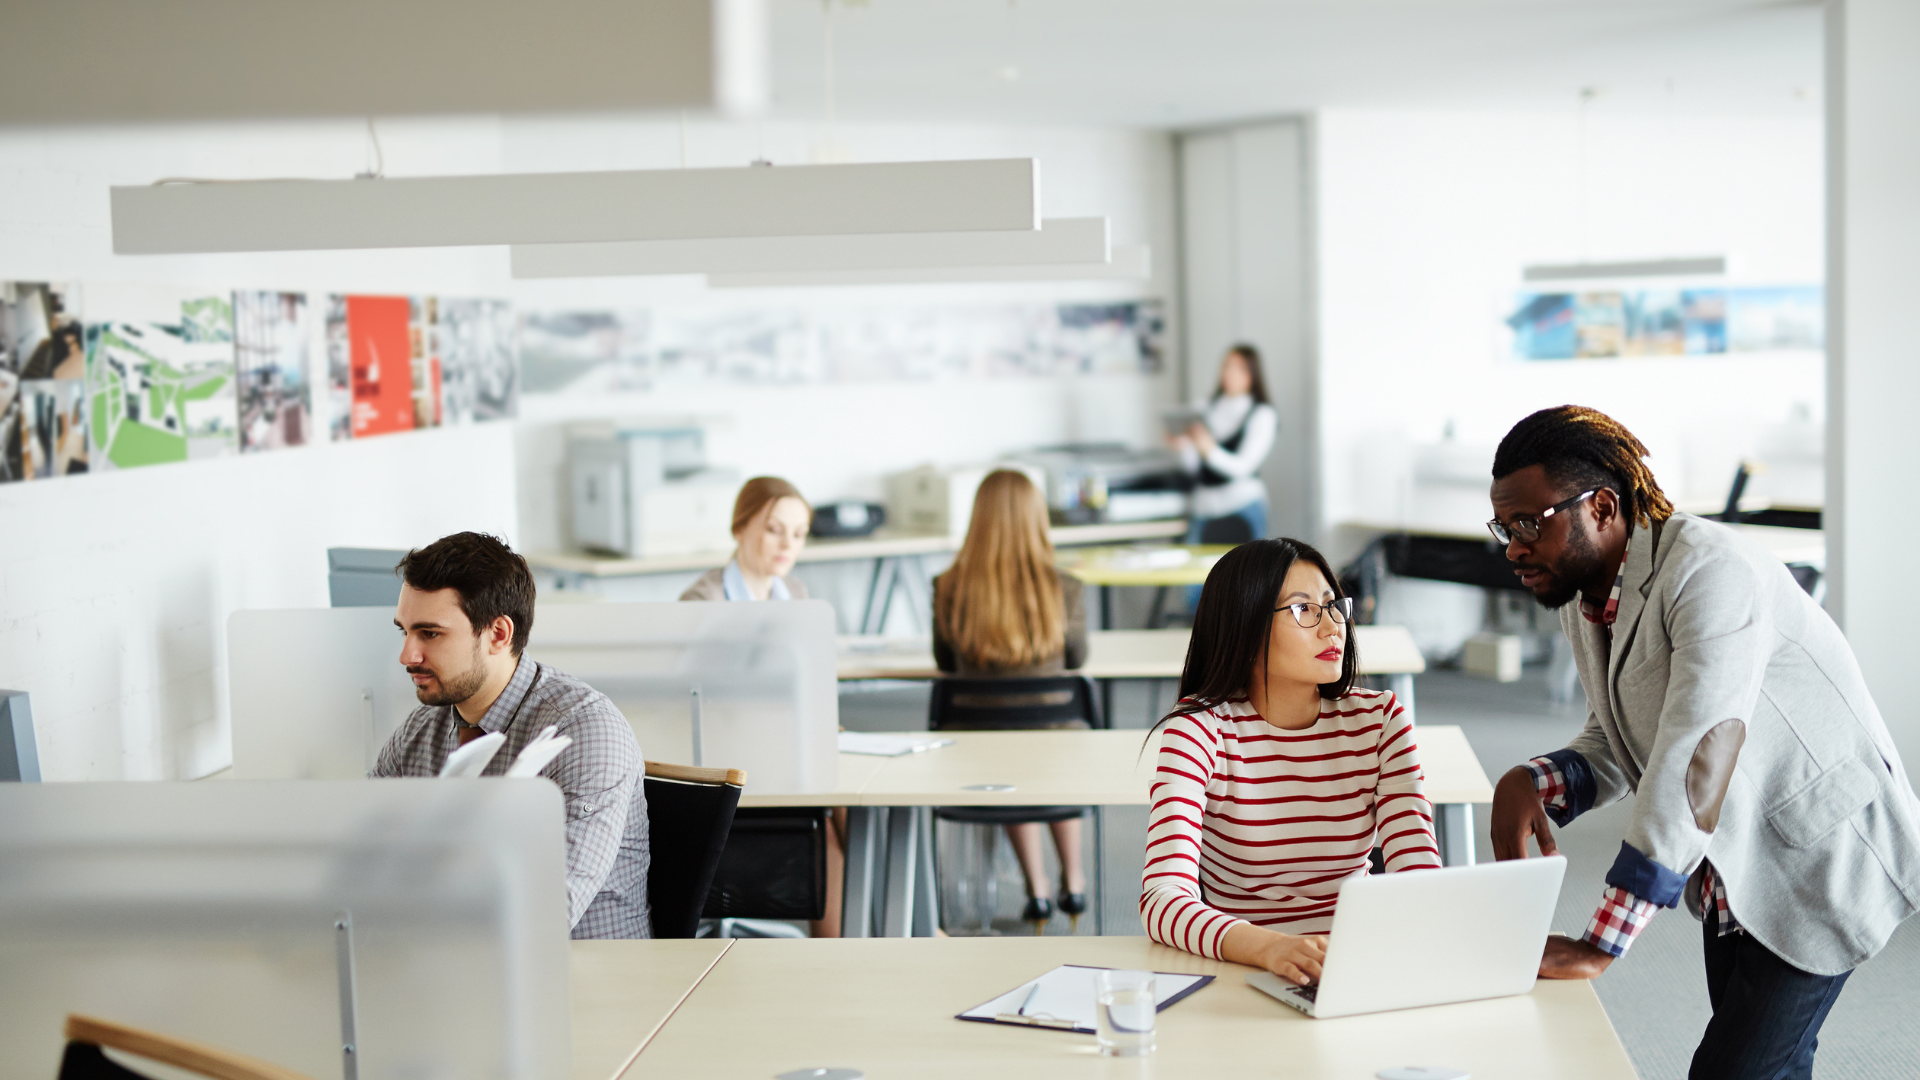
956 964 1213 1033
837 733 956 757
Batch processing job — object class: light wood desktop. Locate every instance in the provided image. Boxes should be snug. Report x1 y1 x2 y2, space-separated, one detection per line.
741 726 1495 938
569 939 732 1080
623 936 1637 1080
836 624 1426 682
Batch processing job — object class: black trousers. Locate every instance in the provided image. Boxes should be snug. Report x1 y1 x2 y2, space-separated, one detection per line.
1689 919 1852 1080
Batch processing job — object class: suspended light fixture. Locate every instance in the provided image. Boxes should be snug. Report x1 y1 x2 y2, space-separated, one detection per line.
109 159 1041 255
0 0 768 123
511 217 1108 279
705 243 1151 288
1522 257 1727 282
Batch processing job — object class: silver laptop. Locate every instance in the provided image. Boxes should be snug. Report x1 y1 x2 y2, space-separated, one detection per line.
1247 856 1566 1019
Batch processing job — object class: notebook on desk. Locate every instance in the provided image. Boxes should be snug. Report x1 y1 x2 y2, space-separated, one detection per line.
957 964 1213 1033
838 732 955 756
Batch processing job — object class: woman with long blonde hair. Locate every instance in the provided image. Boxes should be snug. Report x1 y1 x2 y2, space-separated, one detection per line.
932 469 1089 928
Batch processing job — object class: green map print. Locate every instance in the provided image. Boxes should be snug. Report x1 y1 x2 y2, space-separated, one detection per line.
87 296 238 468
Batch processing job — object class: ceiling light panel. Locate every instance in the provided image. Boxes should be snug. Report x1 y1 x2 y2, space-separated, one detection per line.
706 243 1151 288
0 0 767 123
110 159 1041 255
510 217 1107 279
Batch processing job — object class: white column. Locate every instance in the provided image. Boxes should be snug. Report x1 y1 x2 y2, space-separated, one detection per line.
1826 0 1920 766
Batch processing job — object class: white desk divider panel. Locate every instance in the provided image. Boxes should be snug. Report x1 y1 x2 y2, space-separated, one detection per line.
230 607 422 780
0 779 571 1080
528 600 839 796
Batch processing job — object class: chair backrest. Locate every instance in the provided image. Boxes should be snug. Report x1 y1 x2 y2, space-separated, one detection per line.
1198 514 1257 545
642 761 746 939
928 675 1104 731
59 1015 315 1080
701 808 829 921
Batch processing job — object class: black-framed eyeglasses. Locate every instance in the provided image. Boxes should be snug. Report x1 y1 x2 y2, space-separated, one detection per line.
1486 489 1599 545
1276 596 1354 628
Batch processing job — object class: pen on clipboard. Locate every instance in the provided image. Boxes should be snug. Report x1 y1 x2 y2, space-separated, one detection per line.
1016 982 1040 1016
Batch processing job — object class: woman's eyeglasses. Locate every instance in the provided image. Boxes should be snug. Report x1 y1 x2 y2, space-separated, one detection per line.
1276 596 1355 628
1486 489 1599 545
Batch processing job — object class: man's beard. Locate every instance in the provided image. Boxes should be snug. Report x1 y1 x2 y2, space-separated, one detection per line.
1520 519 1612 610
409 639 489 706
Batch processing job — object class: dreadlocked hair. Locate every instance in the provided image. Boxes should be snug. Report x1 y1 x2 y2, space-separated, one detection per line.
1491 405 1675 529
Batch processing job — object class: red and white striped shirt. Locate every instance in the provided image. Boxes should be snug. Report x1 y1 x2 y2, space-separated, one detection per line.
1140 688 1441 959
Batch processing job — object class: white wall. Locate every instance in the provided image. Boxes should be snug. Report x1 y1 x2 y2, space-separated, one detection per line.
1315 106 1826 538
0 114 1178 780
1827 0 1920 766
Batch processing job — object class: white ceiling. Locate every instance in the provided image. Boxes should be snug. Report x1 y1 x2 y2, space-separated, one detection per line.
762 0 1824 128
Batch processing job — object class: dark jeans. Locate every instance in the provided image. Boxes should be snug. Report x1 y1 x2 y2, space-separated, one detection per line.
1690 921 1852 1080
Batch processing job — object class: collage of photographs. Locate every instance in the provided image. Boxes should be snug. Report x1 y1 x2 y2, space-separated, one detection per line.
0 282 521 483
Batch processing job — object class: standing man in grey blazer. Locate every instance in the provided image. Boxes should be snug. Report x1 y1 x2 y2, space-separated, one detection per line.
1486 406 1920 1080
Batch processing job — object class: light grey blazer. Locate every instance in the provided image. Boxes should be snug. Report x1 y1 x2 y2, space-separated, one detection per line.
1552 512 1920 974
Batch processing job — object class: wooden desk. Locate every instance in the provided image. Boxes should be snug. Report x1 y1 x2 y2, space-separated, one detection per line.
838 624 1429 728
569 939 732 1080
626 936 1637 1080
751 725 1493 939
532 519 1188 634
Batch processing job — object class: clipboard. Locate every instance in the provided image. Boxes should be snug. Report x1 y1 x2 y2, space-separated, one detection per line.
955 964 1214 1034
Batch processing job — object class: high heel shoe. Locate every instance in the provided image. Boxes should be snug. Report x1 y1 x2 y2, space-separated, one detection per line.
1057 878 1088 934
1021 895 1054 935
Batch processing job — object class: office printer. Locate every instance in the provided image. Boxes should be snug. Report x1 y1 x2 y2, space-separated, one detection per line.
1007 444 1187 525
568 421 738 557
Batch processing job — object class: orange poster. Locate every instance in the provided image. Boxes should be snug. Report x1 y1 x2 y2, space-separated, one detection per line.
347 295 414 438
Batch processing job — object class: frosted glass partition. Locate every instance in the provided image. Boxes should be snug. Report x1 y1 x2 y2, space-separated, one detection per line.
529 600 840 795
230 606 420 780
0 779 571 1080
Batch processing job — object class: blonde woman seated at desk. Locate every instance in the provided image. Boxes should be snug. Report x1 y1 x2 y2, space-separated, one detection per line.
1141 538 1440 987
680 476 812 602
681 475 843 938
931 468 1090 928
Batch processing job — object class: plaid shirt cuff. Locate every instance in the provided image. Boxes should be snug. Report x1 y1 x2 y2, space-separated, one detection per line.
1582 886 1658 957
1526 756 1570 812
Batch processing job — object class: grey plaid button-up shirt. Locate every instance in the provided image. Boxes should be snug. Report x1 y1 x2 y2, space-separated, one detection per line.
372 654 652 939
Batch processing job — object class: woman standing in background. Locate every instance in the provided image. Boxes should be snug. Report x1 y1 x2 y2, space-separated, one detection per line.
1175 343 1277 544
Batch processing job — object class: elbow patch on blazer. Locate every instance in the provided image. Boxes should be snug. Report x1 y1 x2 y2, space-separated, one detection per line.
1687 719 1747 833
1604 841 1688 907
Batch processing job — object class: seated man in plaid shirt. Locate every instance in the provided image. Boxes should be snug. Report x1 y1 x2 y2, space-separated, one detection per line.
1485 407 1919 1080
374 531 651 939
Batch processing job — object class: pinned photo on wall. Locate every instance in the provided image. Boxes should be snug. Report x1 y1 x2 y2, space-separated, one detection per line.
1729 286 1823 352
0 281 85 483
410 296 439 430
1573 292 1624 358
1680 289 1728 354
19 378 88 479
84 285 238 469
1620 289 1685 356
437 298 518 423
234 290 317 452
325 294 352 441
1506 293 1576 360
345 294 415 438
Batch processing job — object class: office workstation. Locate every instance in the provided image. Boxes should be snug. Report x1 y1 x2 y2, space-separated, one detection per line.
5 3 1918 1079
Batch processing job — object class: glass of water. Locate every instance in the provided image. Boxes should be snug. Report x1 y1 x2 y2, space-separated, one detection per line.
1095 969 1156 1057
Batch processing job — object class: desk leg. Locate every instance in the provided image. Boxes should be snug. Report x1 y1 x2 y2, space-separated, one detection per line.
1388 673 1416 722
1091 806 1105 936
860 557 900 635
912 808 939 937
842 807 879 938
1101 584 1114 631
1436 803 1475 866
882 804 919 937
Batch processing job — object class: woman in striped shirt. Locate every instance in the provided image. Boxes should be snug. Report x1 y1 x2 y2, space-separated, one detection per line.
1141 538 1441 986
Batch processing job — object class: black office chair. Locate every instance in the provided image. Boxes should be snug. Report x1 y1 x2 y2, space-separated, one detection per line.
929 676 1101 935
643 761 746 939
701 807 829 937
